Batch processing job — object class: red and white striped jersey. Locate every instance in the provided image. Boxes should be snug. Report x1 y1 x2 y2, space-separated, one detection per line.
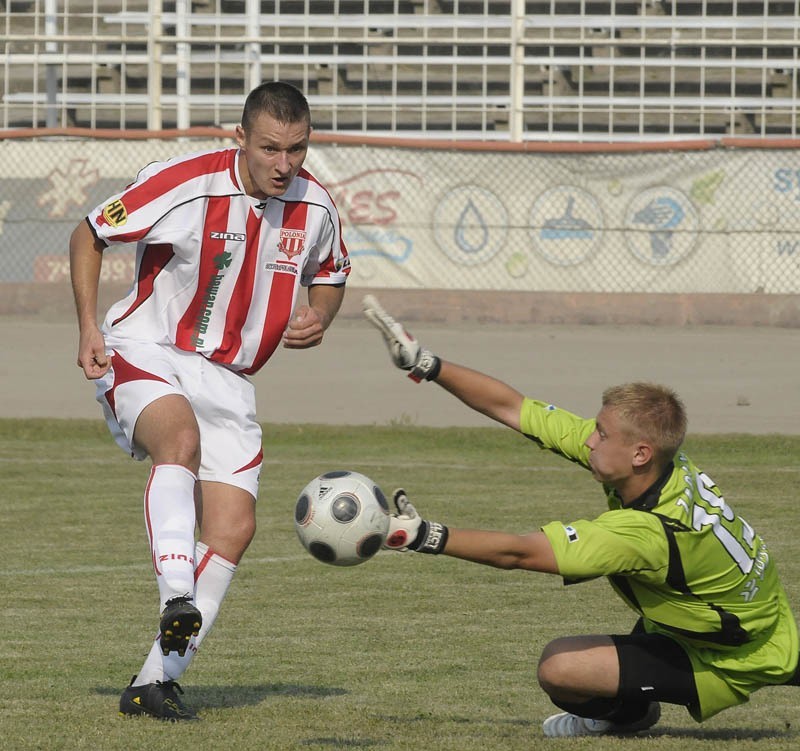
87 147 350 374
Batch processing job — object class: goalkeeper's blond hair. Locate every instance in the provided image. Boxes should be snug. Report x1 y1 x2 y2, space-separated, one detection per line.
602 382 687 466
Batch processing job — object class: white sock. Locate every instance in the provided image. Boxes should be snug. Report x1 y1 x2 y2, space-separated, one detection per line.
191 541 237 649
144 464 198 610
133 540 237 685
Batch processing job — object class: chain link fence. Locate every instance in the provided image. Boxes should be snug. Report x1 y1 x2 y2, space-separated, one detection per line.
1 133 799 300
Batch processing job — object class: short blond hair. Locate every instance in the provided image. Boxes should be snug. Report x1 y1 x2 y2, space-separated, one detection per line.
602 382 687 465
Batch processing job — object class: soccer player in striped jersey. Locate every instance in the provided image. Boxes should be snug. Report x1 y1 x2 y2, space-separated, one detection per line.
69 82 350 720
363 295 798 737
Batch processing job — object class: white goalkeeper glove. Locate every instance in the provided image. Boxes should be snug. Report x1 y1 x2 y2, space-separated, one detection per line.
362 295 441 383
385 489 449 554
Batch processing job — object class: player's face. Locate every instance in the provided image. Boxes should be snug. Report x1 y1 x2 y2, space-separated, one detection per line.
236 112 310 199
584 406 640 485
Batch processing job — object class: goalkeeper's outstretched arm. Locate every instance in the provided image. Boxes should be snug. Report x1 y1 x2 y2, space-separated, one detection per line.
443 527 559 572
363 294 525 431
434 360 524 432
387 489 559 573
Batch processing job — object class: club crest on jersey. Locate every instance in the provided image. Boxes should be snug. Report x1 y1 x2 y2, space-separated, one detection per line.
102 199 128 227
278 228 305 259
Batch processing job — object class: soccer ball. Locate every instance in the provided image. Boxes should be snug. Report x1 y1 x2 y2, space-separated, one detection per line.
294 470 390 566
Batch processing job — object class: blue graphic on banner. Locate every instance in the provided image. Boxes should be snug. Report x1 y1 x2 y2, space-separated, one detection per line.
433 186 508 266
344 227 413 263
624 187 699 266
529 186 603 266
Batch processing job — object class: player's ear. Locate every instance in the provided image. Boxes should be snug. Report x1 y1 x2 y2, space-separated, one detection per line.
235 124 246 148
632 442 654 468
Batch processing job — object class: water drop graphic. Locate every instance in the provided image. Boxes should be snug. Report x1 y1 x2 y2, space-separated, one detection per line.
454 199 488 254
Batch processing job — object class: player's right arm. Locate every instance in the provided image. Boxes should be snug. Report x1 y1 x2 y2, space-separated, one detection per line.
443 527 559 573
386 489 559 573
363 295 524 431
69 220 110 380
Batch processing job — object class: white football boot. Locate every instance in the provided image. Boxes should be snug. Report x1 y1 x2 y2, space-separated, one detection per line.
542 714 613 737
542 702 660 738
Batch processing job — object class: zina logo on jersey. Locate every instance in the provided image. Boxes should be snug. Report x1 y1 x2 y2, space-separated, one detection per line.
102 199 128 227
210 231 246 242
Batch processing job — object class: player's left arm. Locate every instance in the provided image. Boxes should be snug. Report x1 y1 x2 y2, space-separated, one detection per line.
283 283 345 349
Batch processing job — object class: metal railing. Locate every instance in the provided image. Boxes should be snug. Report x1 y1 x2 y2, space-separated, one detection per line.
1 0 798 141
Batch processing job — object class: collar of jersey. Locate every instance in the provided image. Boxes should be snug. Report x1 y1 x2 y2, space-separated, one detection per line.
619 461 675 511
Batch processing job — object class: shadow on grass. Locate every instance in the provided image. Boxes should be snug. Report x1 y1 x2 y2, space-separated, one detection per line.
297 740 389 748
380 714 794 741
294 715 538 749
651 725 796 741
93 682 347 709
378 713 537 728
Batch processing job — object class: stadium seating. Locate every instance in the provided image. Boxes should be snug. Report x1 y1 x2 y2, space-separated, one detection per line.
1 0 797 139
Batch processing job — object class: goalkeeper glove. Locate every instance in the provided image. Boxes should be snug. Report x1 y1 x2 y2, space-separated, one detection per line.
362 294 441 383
385 489 449 554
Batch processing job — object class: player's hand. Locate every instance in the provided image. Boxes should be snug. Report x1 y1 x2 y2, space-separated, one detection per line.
362 295 441 383
385 489 449 554
76 326 111 380
385 488 423 550
283 305 325 349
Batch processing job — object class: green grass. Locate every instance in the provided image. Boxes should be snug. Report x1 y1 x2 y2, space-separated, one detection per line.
1 419 799 750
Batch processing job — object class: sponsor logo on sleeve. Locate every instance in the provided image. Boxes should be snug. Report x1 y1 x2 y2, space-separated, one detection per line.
564 525 579 543
102 199 128 227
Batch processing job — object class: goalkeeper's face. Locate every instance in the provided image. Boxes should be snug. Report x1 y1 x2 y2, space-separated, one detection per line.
236 112 311 199
584 406 646 486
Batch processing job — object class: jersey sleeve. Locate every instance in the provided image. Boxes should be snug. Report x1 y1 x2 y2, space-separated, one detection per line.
541 509 670 582
300 200 350 287
87 148 236 248
519 398 595 468
87 163 161 246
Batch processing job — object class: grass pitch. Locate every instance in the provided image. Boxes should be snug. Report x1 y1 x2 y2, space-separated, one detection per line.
1 419 799 750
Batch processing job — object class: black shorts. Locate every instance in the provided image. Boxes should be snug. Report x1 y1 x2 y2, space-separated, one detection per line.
612 627 699 709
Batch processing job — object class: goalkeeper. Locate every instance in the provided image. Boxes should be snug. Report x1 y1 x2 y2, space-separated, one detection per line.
363 295 799 738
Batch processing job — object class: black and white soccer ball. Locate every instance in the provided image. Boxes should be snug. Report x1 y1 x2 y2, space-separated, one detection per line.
294 470 390 566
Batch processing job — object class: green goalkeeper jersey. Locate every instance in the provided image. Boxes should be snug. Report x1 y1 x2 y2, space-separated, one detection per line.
522 398 797 662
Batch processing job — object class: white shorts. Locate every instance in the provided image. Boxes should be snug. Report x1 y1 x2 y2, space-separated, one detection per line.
95 337 263 499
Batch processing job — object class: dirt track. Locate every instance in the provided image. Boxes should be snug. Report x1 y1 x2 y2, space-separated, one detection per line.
3 315 798 435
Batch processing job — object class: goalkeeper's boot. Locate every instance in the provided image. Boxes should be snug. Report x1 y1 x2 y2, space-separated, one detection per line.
159 595 202 656
542 702 660 737
119 676 199 721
